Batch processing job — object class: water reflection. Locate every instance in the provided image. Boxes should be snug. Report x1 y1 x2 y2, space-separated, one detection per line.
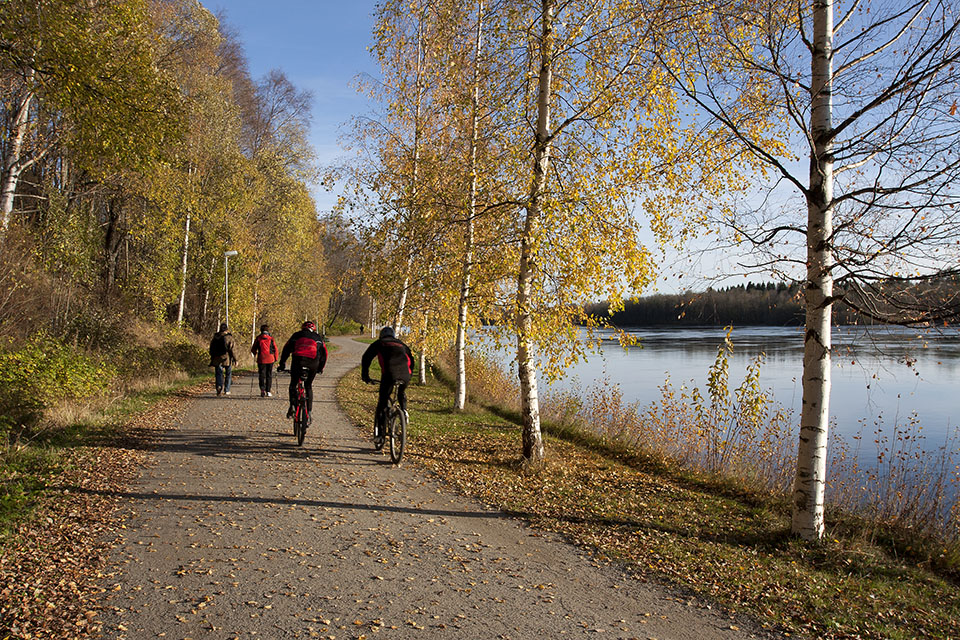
477 325 960 467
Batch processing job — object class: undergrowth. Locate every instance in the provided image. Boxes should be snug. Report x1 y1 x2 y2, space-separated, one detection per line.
0 319 208 539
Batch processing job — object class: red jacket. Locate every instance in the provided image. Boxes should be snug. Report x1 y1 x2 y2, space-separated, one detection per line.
251 332 278 364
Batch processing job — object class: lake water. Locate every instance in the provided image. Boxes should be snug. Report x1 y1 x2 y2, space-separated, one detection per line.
477 325 960 467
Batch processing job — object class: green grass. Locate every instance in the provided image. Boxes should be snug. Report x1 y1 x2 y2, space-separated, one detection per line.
337 366 960 640
0 373 207 539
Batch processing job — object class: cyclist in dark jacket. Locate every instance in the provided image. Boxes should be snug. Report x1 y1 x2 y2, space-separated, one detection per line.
361 326 414 441
277 321 327 422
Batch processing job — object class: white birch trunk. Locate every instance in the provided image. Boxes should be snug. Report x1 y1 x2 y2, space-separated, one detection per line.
176 209 191 327
792 0 835 541
455 0 484 412
370 298 377 338
395 269 410 333
251 259 263 345
418 313 428 385
1 85 35 232
395 6 426 338
516 0 554 465
202 254 216 330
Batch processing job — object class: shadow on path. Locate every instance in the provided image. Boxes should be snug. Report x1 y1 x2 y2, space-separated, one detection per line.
61 486 508 521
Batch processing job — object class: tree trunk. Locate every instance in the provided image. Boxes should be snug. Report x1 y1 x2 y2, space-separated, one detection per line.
792 0 834 542
176 209 191 327
0 86 35 232
101 197 125 305
395 6 426 337
455 0 484 412
516 0 554 466
251 260 263 345
418 312 428 385
202 254 216 331
394 268 410 333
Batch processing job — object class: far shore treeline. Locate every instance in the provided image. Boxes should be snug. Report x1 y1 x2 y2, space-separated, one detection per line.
586 279 960 327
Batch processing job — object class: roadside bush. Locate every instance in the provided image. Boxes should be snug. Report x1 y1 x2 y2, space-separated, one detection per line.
0 334 116 441
325 318 363 336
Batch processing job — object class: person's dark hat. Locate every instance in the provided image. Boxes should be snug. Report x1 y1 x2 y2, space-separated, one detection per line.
260 324 269 332
219 322 228 332
379 326 395 339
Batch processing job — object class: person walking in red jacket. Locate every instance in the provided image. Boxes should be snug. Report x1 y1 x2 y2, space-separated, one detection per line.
251 324 279 397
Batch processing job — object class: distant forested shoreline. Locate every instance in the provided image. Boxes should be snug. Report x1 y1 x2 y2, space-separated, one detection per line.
585 282 868 327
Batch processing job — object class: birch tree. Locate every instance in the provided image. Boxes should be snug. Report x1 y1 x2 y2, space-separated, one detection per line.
0 0 179 235
494 0 697 464
658 0 960 539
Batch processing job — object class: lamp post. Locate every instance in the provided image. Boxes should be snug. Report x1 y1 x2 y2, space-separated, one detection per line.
224 250 238 328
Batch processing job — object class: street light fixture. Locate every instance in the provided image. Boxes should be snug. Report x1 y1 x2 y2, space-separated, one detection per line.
224 250 238 328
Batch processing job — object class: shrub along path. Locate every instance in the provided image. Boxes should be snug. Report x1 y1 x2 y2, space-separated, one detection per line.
89 336 772 639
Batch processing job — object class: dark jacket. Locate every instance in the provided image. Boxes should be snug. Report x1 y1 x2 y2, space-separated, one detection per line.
279 329 327 372
361 337 414 382
209 330 238 367
251 332 278 364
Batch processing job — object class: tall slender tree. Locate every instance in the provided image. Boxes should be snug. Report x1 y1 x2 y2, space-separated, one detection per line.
657 0 960 539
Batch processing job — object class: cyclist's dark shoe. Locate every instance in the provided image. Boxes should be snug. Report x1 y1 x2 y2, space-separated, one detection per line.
286 406 294 419
216 387 222 396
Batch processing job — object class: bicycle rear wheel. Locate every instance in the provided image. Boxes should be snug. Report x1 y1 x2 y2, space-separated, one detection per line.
388 407 406 464
296 399 307 446
373 406 386 451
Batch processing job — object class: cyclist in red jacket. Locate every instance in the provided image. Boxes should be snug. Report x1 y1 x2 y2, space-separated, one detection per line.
250 324 278 397
277 321 327 423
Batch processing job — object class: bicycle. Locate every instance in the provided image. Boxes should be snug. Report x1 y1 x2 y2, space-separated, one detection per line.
368 379 407 464
280 367 309 446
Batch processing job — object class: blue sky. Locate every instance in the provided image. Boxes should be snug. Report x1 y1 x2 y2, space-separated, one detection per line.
205 2 734 293
209 1 378 212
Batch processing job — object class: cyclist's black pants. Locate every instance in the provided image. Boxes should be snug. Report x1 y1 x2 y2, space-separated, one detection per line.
289 361 318 413
376 374 409 428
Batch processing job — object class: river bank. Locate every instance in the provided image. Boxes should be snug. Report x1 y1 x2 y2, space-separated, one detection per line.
336 347 960 639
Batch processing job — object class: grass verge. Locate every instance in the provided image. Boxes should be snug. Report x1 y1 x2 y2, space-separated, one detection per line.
337 366 960 640
0 373 207 539
0 374 207 639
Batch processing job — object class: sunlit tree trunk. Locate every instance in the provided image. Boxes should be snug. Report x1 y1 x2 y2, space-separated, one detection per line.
394 12 426 336
793 0 834 541
202 254 216 331
1 83 35 232
176 209 191 327
455 0 484 412
516 0 553 465
418 312 428 385
394 269 411 332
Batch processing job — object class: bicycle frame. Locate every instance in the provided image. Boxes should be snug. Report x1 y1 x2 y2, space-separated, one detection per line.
368 378 406 464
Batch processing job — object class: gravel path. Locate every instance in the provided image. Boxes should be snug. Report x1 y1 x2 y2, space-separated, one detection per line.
97 336 779 639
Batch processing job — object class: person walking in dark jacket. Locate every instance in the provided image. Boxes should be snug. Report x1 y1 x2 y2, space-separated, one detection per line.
361 326 414 443
277 321 327 423
209 322 238 396
251 324 279 397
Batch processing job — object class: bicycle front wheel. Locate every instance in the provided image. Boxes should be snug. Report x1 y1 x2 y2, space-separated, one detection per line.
388 407 406 464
